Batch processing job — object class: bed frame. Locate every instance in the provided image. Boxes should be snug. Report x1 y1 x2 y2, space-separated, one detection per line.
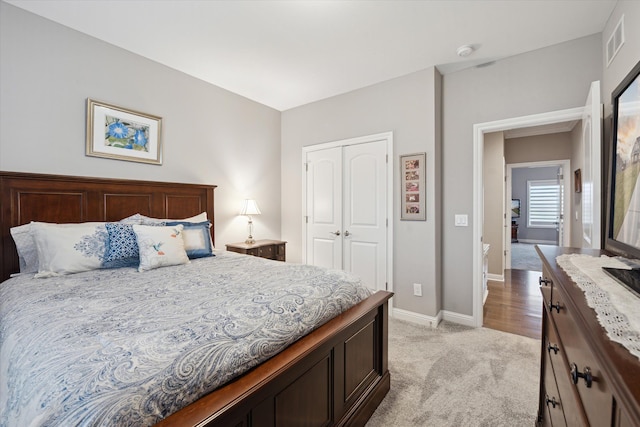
0 171 392 427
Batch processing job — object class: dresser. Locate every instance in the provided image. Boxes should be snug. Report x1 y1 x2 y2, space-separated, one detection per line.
536 245 640 426
225 239 286 262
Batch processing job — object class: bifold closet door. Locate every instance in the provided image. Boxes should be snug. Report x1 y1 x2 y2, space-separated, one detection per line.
305 141 387 291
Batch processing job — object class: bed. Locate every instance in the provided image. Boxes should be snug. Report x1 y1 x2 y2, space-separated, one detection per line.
0 171 392 427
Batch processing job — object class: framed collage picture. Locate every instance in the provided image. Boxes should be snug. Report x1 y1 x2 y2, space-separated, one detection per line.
400 152 426 220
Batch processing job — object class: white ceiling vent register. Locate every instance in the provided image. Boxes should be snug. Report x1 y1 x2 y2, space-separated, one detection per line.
606 15 624 68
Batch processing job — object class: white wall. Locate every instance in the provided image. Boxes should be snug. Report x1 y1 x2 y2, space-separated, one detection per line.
0 2 282 248
282 68 442 318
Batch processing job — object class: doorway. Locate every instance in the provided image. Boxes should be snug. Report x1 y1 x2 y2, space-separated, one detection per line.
473 107 589 328
505 159 571 271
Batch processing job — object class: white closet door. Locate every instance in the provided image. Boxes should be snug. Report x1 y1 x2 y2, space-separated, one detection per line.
343 141 388 291
305 147 343 269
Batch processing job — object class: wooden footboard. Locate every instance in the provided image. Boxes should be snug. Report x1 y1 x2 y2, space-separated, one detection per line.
156 290 392 427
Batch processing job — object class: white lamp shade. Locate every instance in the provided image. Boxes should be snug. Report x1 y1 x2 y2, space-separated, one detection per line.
239 199 261 216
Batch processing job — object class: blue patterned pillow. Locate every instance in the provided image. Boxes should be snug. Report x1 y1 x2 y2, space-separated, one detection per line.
165 221 214 259
103 223 141 268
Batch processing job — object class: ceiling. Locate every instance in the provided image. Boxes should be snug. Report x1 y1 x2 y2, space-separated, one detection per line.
5 0 617 111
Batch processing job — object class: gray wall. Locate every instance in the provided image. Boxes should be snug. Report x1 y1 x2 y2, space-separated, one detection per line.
0 2 282 248
504 133 572 165
442 34 602 316
483 132 504 276
282 68 443 318
511 166 560 243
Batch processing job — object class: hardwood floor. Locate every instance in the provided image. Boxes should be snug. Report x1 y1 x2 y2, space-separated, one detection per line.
483 269 543 339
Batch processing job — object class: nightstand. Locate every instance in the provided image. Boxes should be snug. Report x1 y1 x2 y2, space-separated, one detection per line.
225 239 286 262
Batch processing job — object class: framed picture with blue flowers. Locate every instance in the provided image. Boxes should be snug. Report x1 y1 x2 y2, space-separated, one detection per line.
86 98 163 165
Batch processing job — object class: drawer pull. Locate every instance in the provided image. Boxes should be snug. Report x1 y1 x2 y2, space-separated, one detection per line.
548 301 562 313
539 277 552 286
545 396 558 409
570 363 593 388
547 343 559 355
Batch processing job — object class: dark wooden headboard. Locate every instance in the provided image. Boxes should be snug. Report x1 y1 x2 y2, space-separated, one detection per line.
0 171 216 282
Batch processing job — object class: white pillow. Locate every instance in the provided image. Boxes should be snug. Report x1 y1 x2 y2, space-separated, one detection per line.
10 223 38 274
133 224 190 272
30 222 108 278
120 212 207 225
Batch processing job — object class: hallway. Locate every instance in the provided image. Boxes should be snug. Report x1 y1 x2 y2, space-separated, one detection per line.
483 269 543 339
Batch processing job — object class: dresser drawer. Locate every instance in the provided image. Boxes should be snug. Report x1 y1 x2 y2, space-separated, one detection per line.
258 245 274 259
545 312 588 425
549 285 612 427
543 345 567 427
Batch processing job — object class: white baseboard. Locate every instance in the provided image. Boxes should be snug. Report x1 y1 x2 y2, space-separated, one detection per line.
392 308 442 328
487 273 504 282
517 239 556 245
441 310 476 327
392 308 477 328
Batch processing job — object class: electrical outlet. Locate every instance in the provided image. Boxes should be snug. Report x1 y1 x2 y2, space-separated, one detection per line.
413 283 422 297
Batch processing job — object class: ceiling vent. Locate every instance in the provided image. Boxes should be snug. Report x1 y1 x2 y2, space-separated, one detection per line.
606 15 624 68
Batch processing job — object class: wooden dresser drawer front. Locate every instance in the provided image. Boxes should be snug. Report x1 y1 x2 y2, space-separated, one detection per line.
550 287 612 427
546 319 589 426
544 389 567 427
540 284 552 307
539 273 554 304
258 245 275 259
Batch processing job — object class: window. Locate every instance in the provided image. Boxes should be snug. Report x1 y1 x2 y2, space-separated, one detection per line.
527 180 561 228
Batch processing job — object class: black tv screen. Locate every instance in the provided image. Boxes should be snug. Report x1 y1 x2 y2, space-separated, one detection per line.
605 60 640 260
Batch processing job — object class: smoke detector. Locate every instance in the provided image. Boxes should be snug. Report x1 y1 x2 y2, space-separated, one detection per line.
456 44 475 57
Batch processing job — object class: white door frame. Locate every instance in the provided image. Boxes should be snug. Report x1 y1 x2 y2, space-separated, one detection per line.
505 159 571 269
473 107 585 328
302 132 394 295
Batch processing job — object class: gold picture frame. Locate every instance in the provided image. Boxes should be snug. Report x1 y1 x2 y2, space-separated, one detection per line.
86 98 163 165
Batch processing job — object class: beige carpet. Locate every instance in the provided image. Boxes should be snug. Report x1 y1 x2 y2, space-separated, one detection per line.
366 319 540 426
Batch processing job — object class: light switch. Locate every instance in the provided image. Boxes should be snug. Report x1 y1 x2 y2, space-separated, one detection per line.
455 214 468 227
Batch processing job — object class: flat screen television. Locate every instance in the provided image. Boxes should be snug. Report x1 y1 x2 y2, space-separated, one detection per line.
604 60 640 296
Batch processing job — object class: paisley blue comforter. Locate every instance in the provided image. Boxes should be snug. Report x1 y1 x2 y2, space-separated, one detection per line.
0 251 372 426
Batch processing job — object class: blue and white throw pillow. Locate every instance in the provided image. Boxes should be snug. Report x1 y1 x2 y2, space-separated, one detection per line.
103 223 140 268
165 221 214 259
133 224 190 271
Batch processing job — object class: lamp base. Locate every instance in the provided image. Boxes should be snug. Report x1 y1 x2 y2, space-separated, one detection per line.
245 237 256 244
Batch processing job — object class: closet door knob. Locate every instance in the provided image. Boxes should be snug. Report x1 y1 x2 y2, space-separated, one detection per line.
344 230 351 236
330 230 341 236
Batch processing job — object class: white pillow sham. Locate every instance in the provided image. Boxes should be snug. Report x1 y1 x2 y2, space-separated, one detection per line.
30 222 108 278
121 212 207 225
10 223 38 274
133 224 190 272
